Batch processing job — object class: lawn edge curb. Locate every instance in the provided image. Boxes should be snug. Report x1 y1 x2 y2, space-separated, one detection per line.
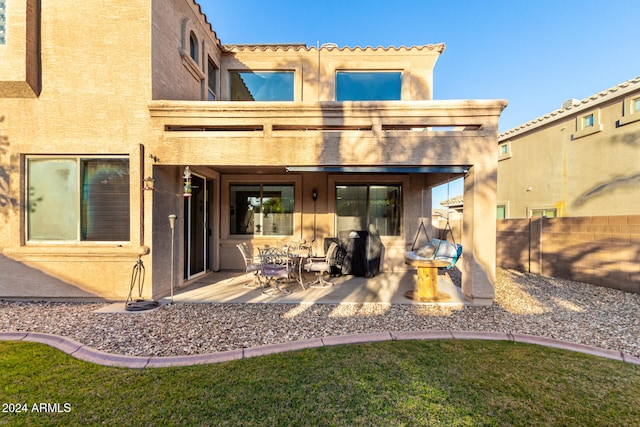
1 330 639 368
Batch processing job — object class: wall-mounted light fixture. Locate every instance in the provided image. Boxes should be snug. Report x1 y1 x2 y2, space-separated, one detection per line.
148 154 160 163
143 176 155 191
183 166 192 197
312 188 318 201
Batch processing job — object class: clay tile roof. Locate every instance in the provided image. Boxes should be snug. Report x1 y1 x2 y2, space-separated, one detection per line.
440 195 464 207
222 44 446 53
191 0 221 44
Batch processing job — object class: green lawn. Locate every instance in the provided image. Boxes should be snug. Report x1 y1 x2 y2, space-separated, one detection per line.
1 339 639 426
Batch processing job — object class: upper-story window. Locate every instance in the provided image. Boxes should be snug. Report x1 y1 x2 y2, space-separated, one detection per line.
498 142 512 161
572 109 602 140
189 32 198 63
0 0 6 45
620 95 640 126
207 57 218 101
229 71 294 101
336 71 402 101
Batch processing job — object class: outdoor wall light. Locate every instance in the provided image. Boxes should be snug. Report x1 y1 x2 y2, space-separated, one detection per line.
312 188 318 201
143 176 155 191
183 166 192 197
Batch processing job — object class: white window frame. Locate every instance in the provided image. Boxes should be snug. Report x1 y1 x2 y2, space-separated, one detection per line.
498 142 512 161
496 202 509 219
572 109 602 140
619 95 640 126
528 207 557 218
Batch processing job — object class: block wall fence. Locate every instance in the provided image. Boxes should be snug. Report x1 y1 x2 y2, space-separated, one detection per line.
496 216 640 293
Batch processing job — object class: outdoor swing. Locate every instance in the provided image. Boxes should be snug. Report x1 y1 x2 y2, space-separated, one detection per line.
406 184 462 270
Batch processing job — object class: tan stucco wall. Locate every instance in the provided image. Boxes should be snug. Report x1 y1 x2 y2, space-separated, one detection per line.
498 85 640 218
152 0 222 101
0 0 155 299
0 0 505 304
0 0 40 97
220 45 442 102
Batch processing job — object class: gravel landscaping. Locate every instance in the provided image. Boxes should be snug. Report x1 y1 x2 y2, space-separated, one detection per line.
1 268 639 358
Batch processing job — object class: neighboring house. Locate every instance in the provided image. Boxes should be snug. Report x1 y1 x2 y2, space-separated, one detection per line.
0 0 506 304
439 195 464 214
497 77 640 219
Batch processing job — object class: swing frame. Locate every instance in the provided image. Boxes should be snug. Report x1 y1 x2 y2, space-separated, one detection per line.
408 182 462 269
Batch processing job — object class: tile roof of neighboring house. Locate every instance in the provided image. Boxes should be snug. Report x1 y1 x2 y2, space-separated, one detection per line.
440 195 464 207
222 44 447 53
499 76 640 141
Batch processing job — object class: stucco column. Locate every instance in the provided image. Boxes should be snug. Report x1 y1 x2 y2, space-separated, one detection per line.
461 162 497 305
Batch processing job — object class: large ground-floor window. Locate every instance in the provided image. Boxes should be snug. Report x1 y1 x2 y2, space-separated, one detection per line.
26 156 130 242
336 184 401 236
229 184 294 236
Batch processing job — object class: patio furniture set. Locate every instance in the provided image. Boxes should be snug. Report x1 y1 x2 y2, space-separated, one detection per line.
236 226 462 301
236 241 339 296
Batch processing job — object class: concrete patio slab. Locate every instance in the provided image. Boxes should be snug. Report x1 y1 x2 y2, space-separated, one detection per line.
169 270 468 305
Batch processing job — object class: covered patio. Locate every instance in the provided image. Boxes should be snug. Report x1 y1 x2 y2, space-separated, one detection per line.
168 268 467 305
147 99 506 306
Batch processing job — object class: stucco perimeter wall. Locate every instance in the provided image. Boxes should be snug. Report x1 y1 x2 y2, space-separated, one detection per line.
497 216 640 293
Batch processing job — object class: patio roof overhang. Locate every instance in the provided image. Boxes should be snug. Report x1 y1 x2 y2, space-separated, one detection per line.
285 166 470 173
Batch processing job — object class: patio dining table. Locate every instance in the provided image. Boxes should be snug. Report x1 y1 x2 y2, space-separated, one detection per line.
287 248 313 290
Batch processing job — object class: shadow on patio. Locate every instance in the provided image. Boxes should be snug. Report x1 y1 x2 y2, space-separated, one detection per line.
169 269 467 305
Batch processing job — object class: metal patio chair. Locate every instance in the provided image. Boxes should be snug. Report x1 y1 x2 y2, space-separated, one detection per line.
258 247 292 296
236 243 262 288
304 242 338 288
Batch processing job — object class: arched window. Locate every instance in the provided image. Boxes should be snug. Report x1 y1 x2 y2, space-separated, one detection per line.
189 32 198 63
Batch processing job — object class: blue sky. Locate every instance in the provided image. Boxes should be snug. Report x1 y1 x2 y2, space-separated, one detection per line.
197 0 640 205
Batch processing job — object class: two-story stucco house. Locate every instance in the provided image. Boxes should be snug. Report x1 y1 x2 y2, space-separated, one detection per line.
497 77 640 219
0 0 506 305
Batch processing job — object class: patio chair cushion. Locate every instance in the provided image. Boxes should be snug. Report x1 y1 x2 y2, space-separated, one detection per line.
417 244 437 258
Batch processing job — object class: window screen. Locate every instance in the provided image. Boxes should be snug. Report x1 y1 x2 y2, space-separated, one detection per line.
27 157 130 242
